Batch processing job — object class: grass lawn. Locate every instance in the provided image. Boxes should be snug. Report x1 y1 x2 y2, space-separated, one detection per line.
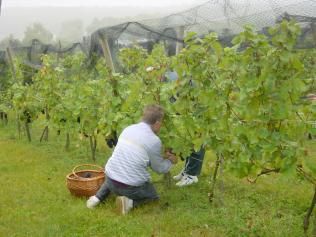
0 120 315 237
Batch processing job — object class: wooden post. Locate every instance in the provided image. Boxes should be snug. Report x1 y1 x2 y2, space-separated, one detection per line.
25 121 32 142
65 132 70 151
176 26 185 55
16 112 21 139
5 47 17 81
57 40 62 63
209 153 221 203
98 34 115 72
304 186 316 233
311 22 316 48
89 135 97 161
163 172 172 188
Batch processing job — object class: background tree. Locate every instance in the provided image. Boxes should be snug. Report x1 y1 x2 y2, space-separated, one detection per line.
22 22 54 45
58 19 84 45
0 34 22 50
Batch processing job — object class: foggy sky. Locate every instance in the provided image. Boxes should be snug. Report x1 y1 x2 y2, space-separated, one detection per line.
0 0 313 41
4 0 206 7
0 0 206 40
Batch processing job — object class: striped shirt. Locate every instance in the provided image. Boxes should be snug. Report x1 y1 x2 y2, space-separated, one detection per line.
105 122 172 186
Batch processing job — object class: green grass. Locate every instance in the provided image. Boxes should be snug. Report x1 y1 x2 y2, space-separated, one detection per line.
0 120 315 237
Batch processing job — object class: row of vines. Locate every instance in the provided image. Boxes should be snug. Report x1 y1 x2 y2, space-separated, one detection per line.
0 20 315 232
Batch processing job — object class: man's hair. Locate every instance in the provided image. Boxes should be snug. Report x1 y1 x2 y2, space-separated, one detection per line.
142 104 164 125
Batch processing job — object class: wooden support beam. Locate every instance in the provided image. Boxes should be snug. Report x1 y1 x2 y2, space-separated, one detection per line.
98 34 115 73
311 22 316 48
176 26 185 55
5 47 17 81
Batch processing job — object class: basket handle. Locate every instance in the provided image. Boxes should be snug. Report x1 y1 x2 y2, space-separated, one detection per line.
72 164 104 179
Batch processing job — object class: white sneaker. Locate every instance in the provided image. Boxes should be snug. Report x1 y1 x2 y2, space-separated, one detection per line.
173 171 186 181
176 175 198 187
86 195 100 209
116 196 133 215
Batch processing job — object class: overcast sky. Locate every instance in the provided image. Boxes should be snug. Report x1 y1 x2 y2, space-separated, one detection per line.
0 0 207 40
4 0 206 7
1 0 312 41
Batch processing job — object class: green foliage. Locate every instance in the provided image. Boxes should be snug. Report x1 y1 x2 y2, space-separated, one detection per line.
0 20 315 180
8 58 37 122
0 59 11 113
0 20 315 235
228 21 309 176
119 46 148 73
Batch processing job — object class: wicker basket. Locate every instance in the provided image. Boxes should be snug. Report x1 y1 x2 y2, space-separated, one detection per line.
66 164 105 198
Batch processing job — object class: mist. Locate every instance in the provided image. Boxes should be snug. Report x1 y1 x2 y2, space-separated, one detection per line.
0 3 201 42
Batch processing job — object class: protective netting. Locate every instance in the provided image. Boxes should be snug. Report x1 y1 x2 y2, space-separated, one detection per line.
147 0 316 36
1 0 316 70
8 39 87 67
90 0 316 64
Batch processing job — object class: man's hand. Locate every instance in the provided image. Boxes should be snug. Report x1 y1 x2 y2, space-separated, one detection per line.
165 151 178 164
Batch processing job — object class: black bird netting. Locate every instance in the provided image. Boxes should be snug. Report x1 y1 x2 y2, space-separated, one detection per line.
90 0 316 68
1 0 316 71
8 39 87 67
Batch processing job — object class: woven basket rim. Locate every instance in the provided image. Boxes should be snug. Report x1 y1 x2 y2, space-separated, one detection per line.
66 169 105 181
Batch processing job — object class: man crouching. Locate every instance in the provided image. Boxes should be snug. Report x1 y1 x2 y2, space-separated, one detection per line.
87 104 177 214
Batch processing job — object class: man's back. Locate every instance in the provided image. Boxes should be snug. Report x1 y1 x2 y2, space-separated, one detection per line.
105 122 170 186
